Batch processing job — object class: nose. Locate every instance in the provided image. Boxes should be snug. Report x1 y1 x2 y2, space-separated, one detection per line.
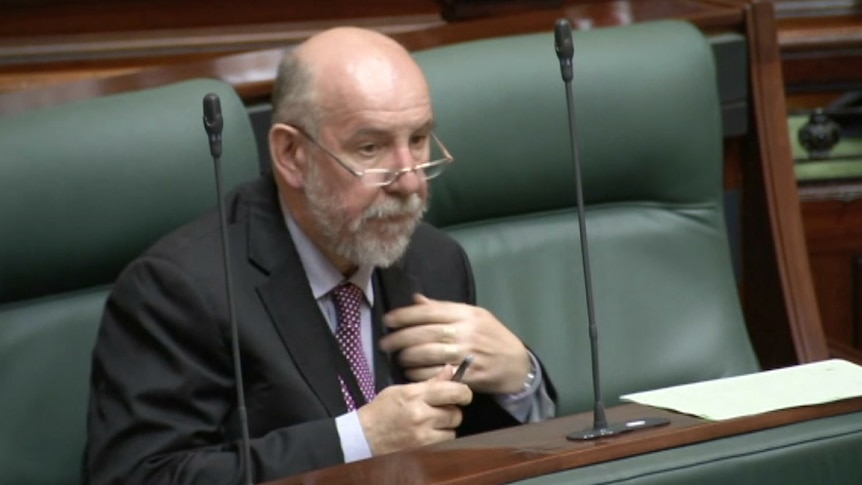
384 144 425 195
385 166 425 196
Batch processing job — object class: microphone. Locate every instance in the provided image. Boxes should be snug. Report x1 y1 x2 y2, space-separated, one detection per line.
203 93 224 158
552 19 670 440
554 19 574 82
202 93 253 484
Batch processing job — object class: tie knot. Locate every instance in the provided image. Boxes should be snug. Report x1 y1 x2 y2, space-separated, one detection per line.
333 282 363 306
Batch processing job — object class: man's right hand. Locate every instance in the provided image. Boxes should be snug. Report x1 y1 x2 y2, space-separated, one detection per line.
357 366 472 455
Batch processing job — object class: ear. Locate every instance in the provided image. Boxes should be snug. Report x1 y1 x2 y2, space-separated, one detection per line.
269 123 306 189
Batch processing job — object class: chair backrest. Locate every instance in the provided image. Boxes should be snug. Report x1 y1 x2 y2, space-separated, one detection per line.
416 20 761 416
0 79 258 485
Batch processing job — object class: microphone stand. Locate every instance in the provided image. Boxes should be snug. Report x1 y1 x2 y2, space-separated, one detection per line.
203 93 254 485
552 19 670 440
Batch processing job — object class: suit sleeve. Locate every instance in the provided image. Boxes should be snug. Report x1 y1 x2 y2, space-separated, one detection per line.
86 256 343 485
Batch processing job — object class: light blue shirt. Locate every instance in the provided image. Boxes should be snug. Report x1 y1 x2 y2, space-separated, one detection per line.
283 209 554 463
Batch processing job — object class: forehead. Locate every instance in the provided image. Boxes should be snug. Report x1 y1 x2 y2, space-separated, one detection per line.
315 55 433 136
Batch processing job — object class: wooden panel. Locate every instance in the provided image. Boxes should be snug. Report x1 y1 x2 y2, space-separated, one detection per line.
0 0 440 37
740 0 829 367
800 192 862 351
856 257 862 348
774 1 862 359
775 2 862 91
439 0 563 21
0 0 744 97
0 1 744 115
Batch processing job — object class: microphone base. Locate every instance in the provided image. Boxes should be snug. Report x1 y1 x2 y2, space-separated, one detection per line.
566 417 670 441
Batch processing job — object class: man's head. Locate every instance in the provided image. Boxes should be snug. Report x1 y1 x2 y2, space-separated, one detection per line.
269 27 438 275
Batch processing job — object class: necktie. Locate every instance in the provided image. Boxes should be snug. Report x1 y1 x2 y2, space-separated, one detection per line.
332 283 376 410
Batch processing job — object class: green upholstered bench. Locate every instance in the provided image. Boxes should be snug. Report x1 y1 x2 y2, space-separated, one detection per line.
418 20 759 417
416 19 862 484
0 79 258 485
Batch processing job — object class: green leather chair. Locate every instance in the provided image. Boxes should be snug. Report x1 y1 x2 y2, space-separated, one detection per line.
0 79 258 485
416 20 761 417
414 21 862 484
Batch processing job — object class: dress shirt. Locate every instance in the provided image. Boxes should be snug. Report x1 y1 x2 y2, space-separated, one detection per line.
283 206 554 463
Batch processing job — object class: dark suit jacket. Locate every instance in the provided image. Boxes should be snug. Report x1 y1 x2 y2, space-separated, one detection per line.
86 176 530 485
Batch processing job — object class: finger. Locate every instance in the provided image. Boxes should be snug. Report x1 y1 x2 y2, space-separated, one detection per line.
432 363 455 381
429 405 464 430
421 428 457 445
424 381 473 407
379 324 458 353
413 293 433 305
384 300 466 329
397 342 463 368
405 366 444 382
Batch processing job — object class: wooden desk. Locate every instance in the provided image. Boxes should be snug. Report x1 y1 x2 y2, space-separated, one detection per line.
264 398 862 485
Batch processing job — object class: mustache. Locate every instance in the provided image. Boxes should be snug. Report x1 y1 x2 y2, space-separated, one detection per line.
362 193 425 220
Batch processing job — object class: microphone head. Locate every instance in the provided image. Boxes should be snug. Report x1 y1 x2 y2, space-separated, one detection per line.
202 93 224 137
554 18 574 61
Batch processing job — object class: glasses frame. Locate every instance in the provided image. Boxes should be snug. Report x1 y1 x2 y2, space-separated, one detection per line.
289 125 455 187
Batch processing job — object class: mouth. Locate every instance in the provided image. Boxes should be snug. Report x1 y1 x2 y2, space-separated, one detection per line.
368 211 417 229
361 194 426 228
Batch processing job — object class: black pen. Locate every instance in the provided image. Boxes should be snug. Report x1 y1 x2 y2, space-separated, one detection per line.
451 354 475 382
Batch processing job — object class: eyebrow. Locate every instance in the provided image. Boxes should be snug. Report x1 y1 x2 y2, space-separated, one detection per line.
348 120 436 140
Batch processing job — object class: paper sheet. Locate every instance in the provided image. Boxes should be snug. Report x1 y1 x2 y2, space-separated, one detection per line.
620 359 862 421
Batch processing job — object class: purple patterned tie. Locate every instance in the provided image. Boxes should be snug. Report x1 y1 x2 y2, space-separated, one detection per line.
332 283 376 410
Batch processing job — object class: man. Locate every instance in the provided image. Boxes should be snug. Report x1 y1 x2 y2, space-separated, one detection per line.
86 27 555 484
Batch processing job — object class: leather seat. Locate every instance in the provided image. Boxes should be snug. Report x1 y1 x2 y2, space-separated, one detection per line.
0 79 258 485
416 20 761 416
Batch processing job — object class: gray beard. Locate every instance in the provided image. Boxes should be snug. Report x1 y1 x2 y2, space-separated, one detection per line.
304 166 427 268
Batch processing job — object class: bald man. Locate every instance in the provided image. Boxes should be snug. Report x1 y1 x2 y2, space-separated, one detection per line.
86 27 555 485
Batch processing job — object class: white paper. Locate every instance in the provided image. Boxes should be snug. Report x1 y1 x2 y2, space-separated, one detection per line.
620 359 862 421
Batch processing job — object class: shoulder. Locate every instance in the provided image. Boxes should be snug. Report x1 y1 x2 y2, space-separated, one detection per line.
121 177 274 285
398 221 474 303
403 221 465 262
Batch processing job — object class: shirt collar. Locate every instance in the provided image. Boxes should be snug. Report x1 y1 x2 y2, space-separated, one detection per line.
281 198 375 305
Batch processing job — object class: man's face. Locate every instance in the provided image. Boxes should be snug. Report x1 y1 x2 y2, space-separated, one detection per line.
301 89 433 268
302 145 427 268
288 44 435 269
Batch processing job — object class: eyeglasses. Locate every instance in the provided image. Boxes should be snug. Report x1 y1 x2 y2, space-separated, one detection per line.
290 125 455 187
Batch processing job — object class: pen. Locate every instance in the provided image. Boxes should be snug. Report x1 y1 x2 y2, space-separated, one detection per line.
451 354 475 382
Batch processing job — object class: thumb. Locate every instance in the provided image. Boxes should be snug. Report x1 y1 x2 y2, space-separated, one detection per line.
431 363 455 382
413 293 434 305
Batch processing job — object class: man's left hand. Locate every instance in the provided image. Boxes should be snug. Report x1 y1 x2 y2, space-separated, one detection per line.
380 294 531 395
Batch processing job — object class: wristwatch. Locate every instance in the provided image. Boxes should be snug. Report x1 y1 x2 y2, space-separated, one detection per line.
523 354 538 392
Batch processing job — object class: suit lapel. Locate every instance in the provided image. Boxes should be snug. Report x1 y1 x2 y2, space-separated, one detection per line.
377 264 421 311
247 180 347 416
374 265 423 387
258 266 347 416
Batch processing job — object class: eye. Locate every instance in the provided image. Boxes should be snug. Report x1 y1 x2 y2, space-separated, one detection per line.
357 143 379 157
409 134 429 147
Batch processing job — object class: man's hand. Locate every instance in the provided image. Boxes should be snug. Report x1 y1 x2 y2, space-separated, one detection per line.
380 294 532 395
357 365 471 455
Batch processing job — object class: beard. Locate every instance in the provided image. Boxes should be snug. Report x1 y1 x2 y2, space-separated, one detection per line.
304 163 427 268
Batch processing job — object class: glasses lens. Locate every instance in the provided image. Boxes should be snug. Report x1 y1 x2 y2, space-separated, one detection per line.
354 133 453 186
361 171 398 187
421 161 448 180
